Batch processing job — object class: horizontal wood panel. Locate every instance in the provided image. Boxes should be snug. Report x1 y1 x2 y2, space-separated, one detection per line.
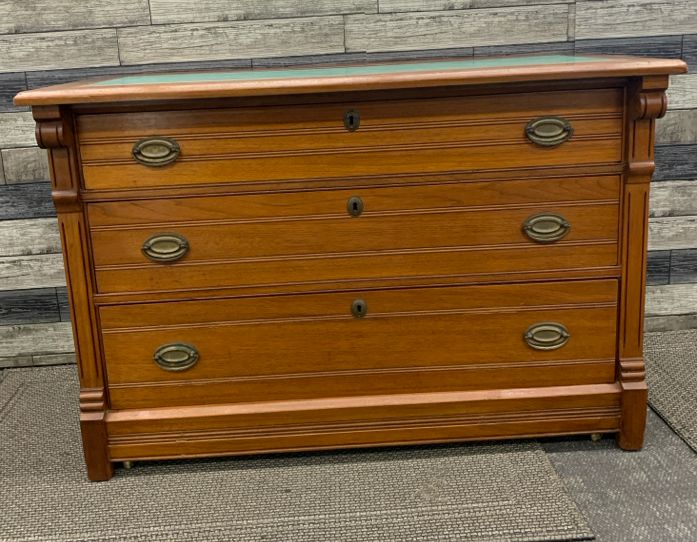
82 139 622 189
78 88 623 188
79 117 622 163
109 360 616 409
100 278 618 329
0 253 66 291
77 88 622 140
101 283 618 395
116 17 346 66
0 321 74 357
0 218 60 257
94 242 618 294
87 175 621 227
106 384 622 459
344 6 569 52
91 202 619 266
0 147 50 184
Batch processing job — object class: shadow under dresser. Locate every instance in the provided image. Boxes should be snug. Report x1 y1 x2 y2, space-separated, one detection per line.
14 53 687 480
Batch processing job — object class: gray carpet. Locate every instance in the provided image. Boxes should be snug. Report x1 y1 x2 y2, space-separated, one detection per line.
645 329 697 453
0 366 593 542
543 411 697 541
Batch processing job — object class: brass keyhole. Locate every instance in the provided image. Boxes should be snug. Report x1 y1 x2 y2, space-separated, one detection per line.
347 196 364 217
351 299 367 318
344 109 360 131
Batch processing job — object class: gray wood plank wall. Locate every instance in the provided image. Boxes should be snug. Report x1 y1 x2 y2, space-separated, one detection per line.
1 1 696 367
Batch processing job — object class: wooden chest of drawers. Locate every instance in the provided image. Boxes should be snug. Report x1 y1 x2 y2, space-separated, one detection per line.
15 54 686 481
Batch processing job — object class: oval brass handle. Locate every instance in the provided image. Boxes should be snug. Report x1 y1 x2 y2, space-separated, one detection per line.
344 109 360 132
142 233 189 263
132 137 180 166
351 298 367 318
523 213 571 243
347 196 364 217
154 343 199 372
524 323 570 351
525 116 573 147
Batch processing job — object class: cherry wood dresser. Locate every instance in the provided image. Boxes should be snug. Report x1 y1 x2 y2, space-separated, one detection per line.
15 54 687 481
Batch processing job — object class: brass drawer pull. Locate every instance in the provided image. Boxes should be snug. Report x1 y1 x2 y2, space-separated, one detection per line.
524 323 570 351
523 213 571 243
154 343 199 372
347 196 364 217
525 116 573 147
351 298 367 318
344 109 360 132
132 137 180 166
142 233 189 263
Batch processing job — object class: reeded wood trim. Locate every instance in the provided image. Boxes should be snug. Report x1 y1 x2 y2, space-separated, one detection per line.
34 106 112 481
617 75 668 450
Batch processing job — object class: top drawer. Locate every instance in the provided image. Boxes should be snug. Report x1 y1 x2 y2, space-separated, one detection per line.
77 88 624 190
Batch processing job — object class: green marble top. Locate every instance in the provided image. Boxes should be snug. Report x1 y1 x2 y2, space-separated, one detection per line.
93 55 610 87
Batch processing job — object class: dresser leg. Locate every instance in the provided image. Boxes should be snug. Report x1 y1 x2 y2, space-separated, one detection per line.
80 415 114 481
617 381 648 451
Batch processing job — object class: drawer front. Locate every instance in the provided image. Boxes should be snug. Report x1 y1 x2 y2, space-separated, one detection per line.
90 177 620 294
78 88 623 190
102 280 619 408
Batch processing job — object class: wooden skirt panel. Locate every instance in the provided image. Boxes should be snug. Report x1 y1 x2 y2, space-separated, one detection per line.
105 384 622 460
77 88 623 189
93 242 618 294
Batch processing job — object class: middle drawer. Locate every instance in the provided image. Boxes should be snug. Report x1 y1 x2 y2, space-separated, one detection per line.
89 175 620 294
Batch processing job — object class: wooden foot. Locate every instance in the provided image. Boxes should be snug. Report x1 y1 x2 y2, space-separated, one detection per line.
80 414 114 481
617 381 648 451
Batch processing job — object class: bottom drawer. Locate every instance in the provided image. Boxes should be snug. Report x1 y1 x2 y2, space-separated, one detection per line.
100 279 618 409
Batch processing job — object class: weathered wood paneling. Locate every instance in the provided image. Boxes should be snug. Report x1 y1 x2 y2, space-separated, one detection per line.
32 353 76 366
56 287 70 322
0 183 55 220
0 288 60 325
649 216 697 251
646 283 697 316
0 322 74 357
0 218 60 257
0 72 27 112
576 0 697 40
657 110 697 145
683 34 697 67
117 17 346 65
26 59 253 89
667 74 697 109
150 0 375 25
474 41 573 58
654 145 697 181
0 153 5 185
1 147 50 184
0 254 66 291
670 249 697 284
0 0 150 34
574 35 683 59
379 0 571 12
646 313 697 332
647 250 671 285
650 180 697 218
0 29 119 73
345 6 569 52
0 112 36 148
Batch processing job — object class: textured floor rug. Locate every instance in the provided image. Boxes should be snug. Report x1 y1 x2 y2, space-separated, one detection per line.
0 366 593 542
645 329 697 453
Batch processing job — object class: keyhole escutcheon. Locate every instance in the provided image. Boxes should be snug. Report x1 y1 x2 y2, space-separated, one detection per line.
347 196 364 217
351 299 367 318
344 109 360 131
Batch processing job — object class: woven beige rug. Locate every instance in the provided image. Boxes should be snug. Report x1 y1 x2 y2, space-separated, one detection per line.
646 329 697 453
0 366 593 542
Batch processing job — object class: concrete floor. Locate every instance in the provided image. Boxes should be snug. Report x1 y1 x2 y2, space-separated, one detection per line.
542 409 697 541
